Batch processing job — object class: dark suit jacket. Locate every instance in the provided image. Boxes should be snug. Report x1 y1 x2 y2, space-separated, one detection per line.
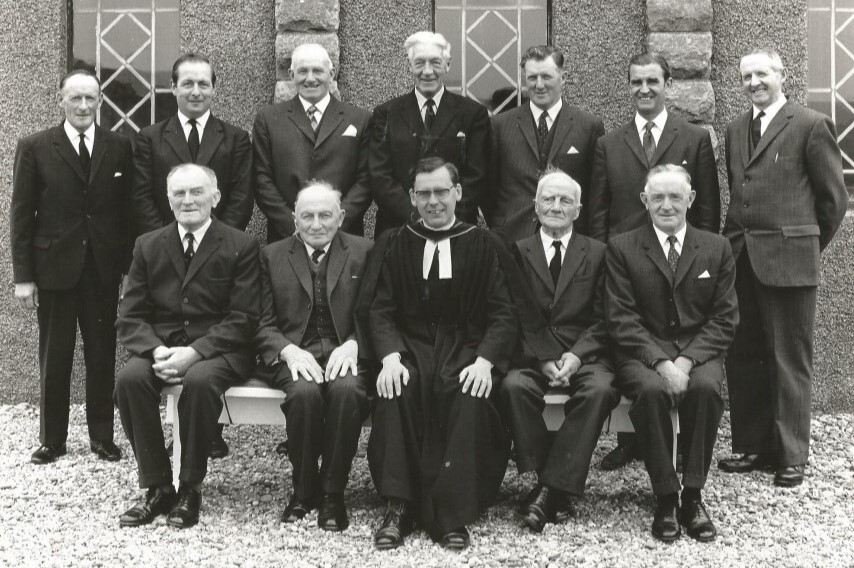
486 102 605 241
588 114 720 241
605 223 738 366
132 114 253 233
11 123 133 289
513 231 608 365
724 100 849 287
253 97 372 240
369 90 490 234
117 219 261 378
255 231 373 366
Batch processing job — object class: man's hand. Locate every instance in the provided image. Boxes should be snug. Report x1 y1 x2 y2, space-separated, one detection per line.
376 353 409 399
654 360 690 407
325 339 358 382
14 282 38 310
553 352 582 384
540 360 561 383
673 355 694 376
459 356 494 398
152 346 203 380
280 344 324 383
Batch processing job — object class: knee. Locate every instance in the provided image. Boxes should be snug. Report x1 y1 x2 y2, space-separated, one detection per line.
327 376 366 404
686 373 722 402
634 378 668 405
498 370 529 402
114 359 152 399
576 373 618 404
287 378 324 408
181 365 218 397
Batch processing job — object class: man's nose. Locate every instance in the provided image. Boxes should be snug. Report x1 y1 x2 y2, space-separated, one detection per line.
750 74 761 87
535 77 545 89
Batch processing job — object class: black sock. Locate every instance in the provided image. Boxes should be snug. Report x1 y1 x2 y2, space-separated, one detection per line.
657 492 679 508
682 487 701 502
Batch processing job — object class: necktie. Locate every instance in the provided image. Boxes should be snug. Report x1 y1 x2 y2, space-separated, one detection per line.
537 111 549 148
78 133 90 174
311 248 325 264
643 122 656 165
184 233 195 269
750 110 765 153
307 105 319 132
424 99 436 132
188 118 200 161
666 235 679 274
549 240 562 285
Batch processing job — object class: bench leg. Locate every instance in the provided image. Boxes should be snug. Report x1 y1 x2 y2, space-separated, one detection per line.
670 408 679 471
170 394 181 489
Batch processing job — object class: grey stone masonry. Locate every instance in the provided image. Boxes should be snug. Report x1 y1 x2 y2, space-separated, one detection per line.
648 32 712 79
277 0 339 32
647 0 712 33
666 80 715 124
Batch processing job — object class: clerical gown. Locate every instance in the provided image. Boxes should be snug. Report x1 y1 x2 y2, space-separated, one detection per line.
364 221 517 538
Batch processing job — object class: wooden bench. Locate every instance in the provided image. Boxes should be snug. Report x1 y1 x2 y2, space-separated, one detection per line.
164 380 679 488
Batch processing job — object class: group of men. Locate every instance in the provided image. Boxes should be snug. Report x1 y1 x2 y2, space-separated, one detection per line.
10 28 848 550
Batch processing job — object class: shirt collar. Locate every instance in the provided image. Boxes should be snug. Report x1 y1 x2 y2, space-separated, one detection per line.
299 93 331 115
64 120 95 145
415 86 445 111
652 222 686 250
754 95 786 122
178 217 212 247
530 98 563 123
540 227 572 253
418 216 457 235
178 109 210 130
634 108 668 136
302 239 332 259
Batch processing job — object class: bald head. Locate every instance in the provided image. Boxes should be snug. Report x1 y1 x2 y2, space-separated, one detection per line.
294 182 345 249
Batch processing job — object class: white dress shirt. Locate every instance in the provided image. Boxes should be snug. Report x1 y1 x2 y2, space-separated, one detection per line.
64 121 95 156
530 98 563 132
178 110 210 143
178 218 212 251
415 87 445 123
300 93 331 123
422 217 456 279
652 223 686 259
635 108 668 146
753 95 787 136
303 240 331 262
540 228 572 266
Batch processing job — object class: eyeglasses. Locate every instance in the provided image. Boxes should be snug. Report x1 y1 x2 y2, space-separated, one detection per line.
413 187 453 201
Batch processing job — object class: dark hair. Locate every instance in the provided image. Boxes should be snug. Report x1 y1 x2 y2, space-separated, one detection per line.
59 68 101 91
171 53 217 87
411 157 460 186
628 52 671 82
520 45 564 70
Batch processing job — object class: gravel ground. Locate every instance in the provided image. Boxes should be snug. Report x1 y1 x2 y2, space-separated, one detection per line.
1 404 852 568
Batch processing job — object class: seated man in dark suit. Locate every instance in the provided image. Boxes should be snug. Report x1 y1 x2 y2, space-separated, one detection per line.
115 164 260 529
499 168 619 533
605 165 738 543
255 182 372 531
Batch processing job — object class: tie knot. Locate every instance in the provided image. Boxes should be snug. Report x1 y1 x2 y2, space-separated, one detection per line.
188 118 197 127
307 105 317 116
79 133 86 141
425 99 435 109
311 248 324 263
755 111 765 119
667 235 678 246
552 240 562 251
185 232 195 244
645 122 655 134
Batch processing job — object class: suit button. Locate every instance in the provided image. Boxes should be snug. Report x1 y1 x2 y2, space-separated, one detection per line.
87 214 92 219
744 228 750 234
82 240 87 245
184 320 189 326
548 303 554 310
183 297 189 304
551 326 557 332
669 321 676 327
745 176 751 183
743 201 750 208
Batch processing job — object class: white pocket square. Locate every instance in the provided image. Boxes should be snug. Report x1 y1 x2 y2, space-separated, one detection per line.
114 172 123 177
681 160 688 165
698 270 711 279
457 131 466 138
567 146 579 154
342 124 358 137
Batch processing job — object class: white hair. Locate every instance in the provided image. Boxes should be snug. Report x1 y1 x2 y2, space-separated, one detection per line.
290 43 333 71
404 31 451 61
535 167 580 201
295 180 342 211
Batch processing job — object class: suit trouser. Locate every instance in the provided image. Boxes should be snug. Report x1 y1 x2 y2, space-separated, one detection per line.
498 360 619 495
114 355 239 488
37 251 119 445
726 250 816 466
262 338 369 502
617 358 724 496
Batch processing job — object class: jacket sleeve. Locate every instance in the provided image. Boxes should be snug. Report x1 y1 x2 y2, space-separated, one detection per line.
587 137 610 243
254 249 291 366
368 103 416 224
252 111 296 237
10 137 38 284
219 127 254 231
340 110 374 234
131 130 167 235
808 114 849 251
116 238 164 357
691 128 721 234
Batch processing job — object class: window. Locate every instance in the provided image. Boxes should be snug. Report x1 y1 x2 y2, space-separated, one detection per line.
71 0 180 135
435 0 549 115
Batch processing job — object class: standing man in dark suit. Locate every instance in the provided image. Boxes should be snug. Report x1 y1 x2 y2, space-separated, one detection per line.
719 49 848 487
114 164 260 529
11 69 132 464
499 168 619 533
369 31 490 235
254 43 372 241
256 182 371 531
588 52 721 471
606 165 738 543
132 53 253 456
486 45 605 241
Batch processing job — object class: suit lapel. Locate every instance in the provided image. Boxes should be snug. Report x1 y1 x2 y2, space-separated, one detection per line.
164 115 193 163
52 126 87 184
554 232 585 299
622 122 648 168
315 98 345 149
673 226 699 289
737 110 752 169
88 126 109 183
547 105 574 164
326 232 349 294
748 102 793 165
196 115 224 165
516 107 539 159
287 98 317 144
425 91 458 148
184 219 223 286
288 238 314 298
652 116 679 165
163 223 186 281
642 223 673 283
520 234 555 294
399 91 424 140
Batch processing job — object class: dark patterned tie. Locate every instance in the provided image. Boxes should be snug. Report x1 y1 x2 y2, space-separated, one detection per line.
188 118 200 161
667 235 679 274
184 233 195 269
549 240 562 285
78 133 90 174
750 110 765 154
307 105 319 132
424 98 436 132
643 122 656 165
311 247 324 264
537 111 549 149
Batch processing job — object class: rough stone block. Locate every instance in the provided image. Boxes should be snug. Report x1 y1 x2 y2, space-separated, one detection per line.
666 79 715 123
648 32 712 79
648 0 713 32
276 32 340 80
699 123 719 157
275 79 339 103
276 0 339 32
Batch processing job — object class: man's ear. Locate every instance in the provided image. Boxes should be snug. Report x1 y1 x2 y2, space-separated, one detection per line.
640 191 651 210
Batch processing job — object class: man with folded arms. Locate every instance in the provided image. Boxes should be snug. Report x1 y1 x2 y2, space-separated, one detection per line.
499 168 619 532
364 157 516 550
255 182 371 531
605 165 738 543
115 163 260 528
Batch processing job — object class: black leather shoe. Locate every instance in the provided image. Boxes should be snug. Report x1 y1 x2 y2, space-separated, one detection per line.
318 493 348 532
439 527 470 551
90 440 122 462
210 427 229 459
718 453 775 473
31 443 67 464
281 494 315 523
167 485 201 528
678 499 716 542
774 464 805 487
374 499 412 550
119 486 177 527
275 439 289 456
651 500 681 543
521 484 559 533
599 443 638 471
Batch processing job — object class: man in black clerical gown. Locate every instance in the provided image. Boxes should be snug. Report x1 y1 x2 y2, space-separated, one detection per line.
362 157 517 551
